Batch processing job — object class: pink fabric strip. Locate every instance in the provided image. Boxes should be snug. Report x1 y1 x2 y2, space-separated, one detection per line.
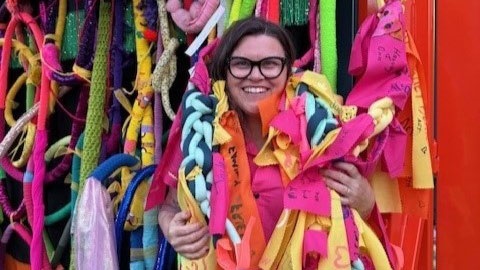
306 114 375 170
189 39 219 94
303 229 327 268
284 169 331 216
346 0 410 178
347 1 410 110
209 152 228 235
342 206 360 262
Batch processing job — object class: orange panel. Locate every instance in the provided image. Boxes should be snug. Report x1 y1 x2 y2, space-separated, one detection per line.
437 1 480 269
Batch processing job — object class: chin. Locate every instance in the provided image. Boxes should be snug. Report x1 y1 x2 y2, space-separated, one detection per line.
241 108 260 117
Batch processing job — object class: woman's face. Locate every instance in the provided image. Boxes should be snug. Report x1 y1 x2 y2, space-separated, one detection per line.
226 35 288 118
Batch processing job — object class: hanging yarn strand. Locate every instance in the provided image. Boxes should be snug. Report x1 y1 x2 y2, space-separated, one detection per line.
152 0 179 120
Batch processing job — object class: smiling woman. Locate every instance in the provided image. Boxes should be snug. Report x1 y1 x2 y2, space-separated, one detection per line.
154 16 386 269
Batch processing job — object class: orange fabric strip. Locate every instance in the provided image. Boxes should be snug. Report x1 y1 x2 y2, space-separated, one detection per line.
219 111 267 268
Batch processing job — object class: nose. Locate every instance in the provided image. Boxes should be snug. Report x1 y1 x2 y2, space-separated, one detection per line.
248 65 264 80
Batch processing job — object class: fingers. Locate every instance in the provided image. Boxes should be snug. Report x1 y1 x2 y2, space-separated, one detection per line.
167 211 211 260
171 210 191 225
175 226 210 259
322 162 375 219
323 175 350 198
332 162 361 179
322 167 352 187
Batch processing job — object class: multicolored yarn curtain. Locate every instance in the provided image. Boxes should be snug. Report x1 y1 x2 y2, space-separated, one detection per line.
0 0 433 269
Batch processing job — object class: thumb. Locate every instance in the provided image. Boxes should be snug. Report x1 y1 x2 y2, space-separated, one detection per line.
172 210 191 225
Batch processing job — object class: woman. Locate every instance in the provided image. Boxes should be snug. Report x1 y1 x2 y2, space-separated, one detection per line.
158 17 377 266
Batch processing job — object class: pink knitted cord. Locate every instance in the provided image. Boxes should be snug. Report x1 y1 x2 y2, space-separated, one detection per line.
254 0 264 17
23 158 34 226
293 0 317 68
11 11 52 270
166 0 220 33
41 42 63 79
0 17 15 108
31 131 49 270
1 223 32 245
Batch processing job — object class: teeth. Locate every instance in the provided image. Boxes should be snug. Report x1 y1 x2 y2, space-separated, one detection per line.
243 87 267 93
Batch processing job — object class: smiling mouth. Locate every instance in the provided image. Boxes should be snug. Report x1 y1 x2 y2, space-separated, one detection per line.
242 87 268 94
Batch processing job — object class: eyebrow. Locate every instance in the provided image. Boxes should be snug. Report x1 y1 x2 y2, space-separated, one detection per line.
229 56 286 59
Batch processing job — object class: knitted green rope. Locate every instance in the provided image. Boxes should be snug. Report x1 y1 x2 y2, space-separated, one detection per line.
320 0 338 91
70 2 111 270
78 0 111 193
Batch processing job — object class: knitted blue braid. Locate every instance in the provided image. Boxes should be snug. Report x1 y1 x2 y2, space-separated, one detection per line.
296 82 338 147
180 85 218 218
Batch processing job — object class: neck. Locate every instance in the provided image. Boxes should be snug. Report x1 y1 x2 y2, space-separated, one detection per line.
242 114 264 149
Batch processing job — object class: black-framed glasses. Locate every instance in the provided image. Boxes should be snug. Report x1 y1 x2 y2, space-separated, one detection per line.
227 56 287 79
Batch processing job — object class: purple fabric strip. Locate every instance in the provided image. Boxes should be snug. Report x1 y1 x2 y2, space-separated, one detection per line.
40 0 57 35
105 0 125 158
76 0 98 70
0 180 26 221
49 0 98 85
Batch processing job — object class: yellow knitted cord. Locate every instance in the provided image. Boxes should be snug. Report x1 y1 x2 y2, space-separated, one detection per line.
44 136 71 162
120 0 156 231
348 97 395 157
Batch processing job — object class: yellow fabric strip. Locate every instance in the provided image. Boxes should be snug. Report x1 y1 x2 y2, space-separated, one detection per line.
407 32 434 189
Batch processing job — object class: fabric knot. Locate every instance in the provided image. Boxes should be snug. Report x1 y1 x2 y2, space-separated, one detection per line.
368 97 395 136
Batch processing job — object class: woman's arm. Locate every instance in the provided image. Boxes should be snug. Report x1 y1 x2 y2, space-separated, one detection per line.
321 161 375 219
158 187 210 259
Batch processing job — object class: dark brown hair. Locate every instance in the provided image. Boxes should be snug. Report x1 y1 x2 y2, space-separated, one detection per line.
209 17 296 81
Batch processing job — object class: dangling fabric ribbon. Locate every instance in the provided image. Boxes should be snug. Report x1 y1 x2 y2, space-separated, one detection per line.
74 154 140 270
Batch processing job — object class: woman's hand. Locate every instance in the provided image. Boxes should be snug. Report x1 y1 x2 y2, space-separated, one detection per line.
322 162 375 219
165 211 210 260
158 188 210 260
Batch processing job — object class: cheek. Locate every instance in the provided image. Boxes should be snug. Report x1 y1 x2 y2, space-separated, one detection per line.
272 73 289 91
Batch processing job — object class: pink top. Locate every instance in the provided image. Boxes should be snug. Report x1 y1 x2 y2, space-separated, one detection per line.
245 140 284 241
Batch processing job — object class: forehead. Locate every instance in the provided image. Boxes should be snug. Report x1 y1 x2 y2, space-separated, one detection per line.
231 35 285 59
